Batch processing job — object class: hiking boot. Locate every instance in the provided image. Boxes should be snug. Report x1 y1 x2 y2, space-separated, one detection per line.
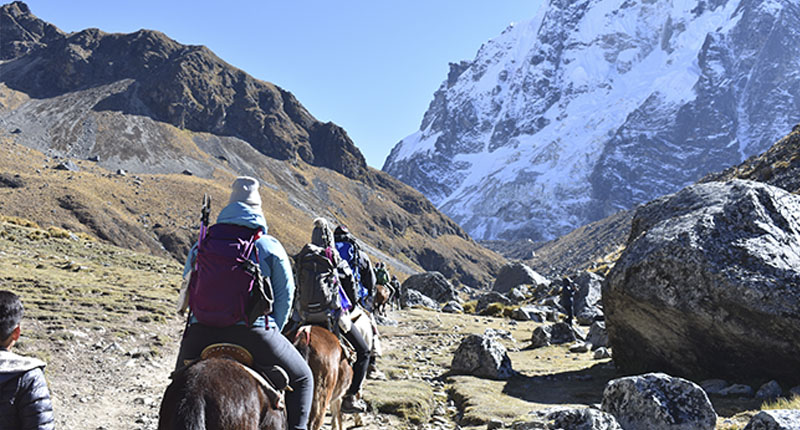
368 367 387 380
341 394 367 413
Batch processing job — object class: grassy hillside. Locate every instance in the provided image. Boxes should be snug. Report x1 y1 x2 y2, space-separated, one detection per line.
0 123 504 287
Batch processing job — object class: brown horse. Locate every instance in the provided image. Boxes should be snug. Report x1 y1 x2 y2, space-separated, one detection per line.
373 283 392 316
290 325 352 430
158 356 286 430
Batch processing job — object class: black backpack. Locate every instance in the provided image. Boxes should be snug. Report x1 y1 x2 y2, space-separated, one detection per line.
294 243 340 324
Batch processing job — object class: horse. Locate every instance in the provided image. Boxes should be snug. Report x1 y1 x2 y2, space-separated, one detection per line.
157 348 287 430
373 284 392 316
290 325 352 430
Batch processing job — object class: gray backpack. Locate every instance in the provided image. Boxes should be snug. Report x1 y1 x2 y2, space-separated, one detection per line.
294 243 340 323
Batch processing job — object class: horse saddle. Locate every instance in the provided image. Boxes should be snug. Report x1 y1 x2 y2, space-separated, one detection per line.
185 343 292 409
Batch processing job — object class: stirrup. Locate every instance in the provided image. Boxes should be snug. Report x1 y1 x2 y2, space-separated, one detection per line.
201 343 254 367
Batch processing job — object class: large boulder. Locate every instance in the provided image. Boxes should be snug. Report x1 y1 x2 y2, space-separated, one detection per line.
743 410 800 430
604 180 800 385
493 261 550 293
450 334 514 380
572 271 604 324
586 321 608 350
402 271 459 304
531 322 585 348
602 373 717 430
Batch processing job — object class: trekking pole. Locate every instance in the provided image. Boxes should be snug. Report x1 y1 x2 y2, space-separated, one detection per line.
200 193 211 242
193 194 211 272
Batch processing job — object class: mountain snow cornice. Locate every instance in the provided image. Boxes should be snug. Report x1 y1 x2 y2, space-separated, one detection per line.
383 0 800 242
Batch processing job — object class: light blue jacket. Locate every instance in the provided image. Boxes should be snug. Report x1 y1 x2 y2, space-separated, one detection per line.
182 202 295 330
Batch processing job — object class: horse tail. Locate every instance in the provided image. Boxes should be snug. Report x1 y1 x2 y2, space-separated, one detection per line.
175 395 206 430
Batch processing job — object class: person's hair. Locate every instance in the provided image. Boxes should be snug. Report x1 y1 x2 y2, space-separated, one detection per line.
0 291 23 341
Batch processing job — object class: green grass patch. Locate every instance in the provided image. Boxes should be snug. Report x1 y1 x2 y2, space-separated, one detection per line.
363 379 434 424
480 302 515 318
448 376 533 426
462 300 477 314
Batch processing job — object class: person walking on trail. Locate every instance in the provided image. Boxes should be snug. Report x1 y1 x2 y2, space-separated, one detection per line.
389 274 402 310
0 290 55 430
174 176 313 430
560 278 575 326
310 219 371 414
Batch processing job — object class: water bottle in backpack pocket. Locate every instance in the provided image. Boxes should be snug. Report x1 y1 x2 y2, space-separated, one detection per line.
188 224 273 327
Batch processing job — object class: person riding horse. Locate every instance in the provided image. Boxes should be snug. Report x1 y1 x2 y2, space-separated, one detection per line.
302 219 371 414
173 177 313 430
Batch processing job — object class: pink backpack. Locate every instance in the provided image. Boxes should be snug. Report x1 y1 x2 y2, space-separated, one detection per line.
188 223 263 327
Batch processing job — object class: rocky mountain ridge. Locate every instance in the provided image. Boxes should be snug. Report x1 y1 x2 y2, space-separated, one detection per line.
384 0 800 243
0 1 504 287
0 1 368 179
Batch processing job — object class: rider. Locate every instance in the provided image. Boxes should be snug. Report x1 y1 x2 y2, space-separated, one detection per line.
313 221 370 413
0 291 54 430
175 177 313 430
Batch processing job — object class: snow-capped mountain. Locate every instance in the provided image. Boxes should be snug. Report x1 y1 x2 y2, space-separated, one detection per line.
383 0 800 241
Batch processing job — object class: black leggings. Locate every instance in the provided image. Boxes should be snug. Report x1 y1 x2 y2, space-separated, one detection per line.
175 323 313 430
342 324 370 396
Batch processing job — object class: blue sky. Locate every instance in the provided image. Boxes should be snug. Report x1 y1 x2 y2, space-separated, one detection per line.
23 1 543 168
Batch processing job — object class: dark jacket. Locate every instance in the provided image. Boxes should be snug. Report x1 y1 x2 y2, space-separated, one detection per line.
0 351 54 430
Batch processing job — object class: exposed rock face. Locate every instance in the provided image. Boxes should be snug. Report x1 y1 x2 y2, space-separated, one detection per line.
604 180 800 385
384 0 800 242
0 2 367 180
743 410 800 430
402 272 459 304
531 322 584 348
602 373 717 430
450 334 514 380
703 124 800 195
492 261 549 293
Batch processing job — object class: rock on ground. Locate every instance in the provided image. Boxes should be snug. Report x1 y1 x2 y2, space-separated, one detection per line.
700 379 729 395
402 271 459 304
604 180 800 385
602 372 717 430
531 322 585 348
512 305 552 322
441 301 463 313
743 410 800 430
586 321 608 350
493 261 550 293
514 407 622 430
756 380 782 400
450 334 514 380
401 289 438 310
476 291 513 313
719 384 754 397
571 271 604 325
